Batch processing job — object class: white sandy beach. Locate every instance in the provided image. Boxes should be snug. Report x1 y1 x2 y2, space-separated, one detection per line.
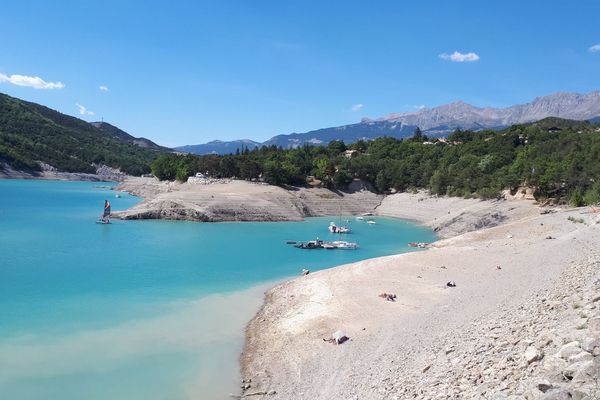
240 193 600 399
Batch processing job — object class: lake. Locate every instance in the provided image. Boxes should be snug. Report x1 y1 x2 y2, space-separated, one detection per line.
0 179 435 399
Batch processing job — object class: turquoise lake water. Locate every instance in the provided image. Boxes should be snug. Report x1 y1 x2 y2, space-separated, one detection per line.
0 179 436 400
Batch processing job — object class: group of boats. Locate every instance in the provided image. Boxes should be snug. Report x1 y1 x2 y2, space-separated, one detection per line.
288 213 379 250
291 239 359 250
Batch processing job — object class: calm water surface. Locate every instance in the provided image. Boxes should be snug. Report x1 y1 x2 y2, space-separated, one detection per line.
0 179 435 399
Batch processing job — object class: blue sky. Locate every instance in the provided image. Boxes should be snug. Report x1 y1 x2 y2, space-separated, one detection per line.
1 1 599 147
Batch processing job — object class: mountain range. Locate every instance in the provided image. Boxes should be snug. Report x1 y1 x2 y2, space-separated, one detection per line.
177 91 600 155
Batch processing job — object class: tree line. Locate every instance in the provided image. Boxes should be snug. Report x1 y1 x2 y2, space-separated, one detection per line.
151 118 600 206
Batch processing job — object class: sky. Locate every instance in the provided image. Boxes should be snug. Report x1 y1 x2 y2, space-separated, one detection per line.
1 1 599 147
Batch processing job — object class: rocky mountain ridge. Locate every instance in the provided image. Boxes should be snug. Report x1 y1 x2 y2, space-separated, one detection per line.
178 91 600 155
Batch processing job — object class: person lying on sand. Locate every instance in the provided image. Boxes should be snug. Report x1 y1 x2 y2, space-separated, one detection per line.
323 331 349 344
378 293 397 301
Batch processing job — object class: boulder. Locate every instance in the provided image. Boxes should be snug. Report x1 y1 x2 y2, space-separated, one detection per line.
580 337 599 353
563 360 597 382
524 346 543 364
541 356 567 373
535 379 553 393
556 341 581 359
568 351 593 364
571 360 598 383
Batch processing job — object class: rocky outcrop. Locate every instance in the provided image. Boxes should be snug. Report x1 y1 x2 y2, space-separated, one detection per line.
0 162 128 182
113 178 383 222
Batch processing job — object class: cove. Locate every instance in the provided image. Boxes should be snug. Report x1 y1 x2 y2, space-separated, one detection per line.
0 179 436 399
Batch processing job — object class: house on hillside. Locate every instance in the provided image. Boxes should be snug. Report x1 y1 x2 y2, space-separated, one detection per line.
344 149 358 158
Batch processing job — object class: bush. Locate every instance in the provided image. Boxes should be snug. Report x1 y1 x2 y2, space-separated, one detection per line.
583 181 600 205
569 188 584 207
477 187 500 200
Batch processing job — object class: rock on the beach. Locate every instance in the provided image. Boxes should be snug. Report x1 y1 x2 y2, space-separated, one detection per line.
571 360 598 383
541 356 567 374
581 337 599 354
535 379 553 393
568 351 593 364
556 341 581 359
523 346 543 364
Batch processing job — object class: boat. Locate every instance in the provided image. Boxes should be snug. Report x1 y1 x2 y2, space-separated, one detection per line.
408 242 428 248
355 216 364 221
96 199 111 224
294 239 325 249
293 238 358 250
366 219 376 225
329 222 350 234
331 240 359 250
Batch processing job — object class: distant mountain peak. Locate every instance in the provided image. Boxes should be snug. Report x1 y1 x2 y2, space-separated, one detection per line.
177 90 600 155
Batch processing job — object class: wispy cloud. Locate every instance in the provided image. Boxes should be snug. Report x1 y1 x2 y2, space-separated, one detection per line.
99 85 109 91
76 103 94 116
589 44 600 53
0 72 65 89
351 103 364 111
439 51 480 62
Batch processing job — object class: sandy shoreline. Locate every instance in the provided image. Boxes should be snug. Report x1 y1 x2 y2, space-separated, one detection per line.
240 194 600 399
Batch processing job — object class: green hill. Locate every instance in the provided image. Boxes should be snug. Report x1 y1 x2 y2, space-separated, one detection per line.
90 121 170 152
0 92 169 175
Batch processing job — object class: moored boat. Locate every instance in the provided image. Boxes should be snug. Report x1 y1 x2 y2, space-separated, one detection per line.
329 222 351 234
294 239 325 249
331 240 359 250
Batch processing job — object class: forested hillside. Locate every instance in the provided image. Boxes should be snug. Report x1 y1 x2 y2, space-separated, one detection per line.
151 118 600 205
0 93 167 175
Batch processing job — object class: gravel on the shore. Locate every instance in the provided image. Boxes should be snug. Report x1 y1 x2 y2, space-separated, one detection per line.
239 195 599 400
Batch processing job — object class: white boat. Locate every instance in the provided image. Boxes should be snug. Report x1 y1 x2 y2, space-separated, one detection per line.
331 240 358 250
355 216 364 221
367 220 376 225
329 222 350 233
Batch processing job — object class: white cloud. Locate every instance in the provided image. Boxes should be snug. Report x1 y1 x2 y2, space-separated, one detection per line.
414 104 426 110
439 51 480 62
99 85 109 91
0 73 65 89
589 44 600 53
351 103 364 111
76 103 95 116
